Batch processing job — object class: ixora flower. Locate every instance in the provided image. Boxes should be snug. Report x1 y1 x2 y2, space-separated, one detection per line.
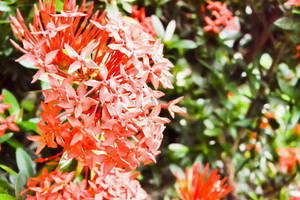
277 147 300 174
174 162 233 200
284 0 300 7
203 0 238 34
0 95 19 151
22 167 147 200
10 0 184 175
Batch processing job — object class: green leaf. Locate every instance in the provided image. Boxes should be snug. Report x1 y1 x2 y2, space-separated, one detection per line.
0 180 14 195
16 148 34 179
121 2 132 13
1 90 20 119
55 0 63 12
274 17 300 30
168 143 189 159
18 121 37 133
59 152 74 171
204 128 222 137
4 0 16 5
1 91 20 120
18 58 38 69
151 15 165 39
6 139 22 149
0 194 17 200
0 133 14 144
164 20 176 42
0 165 17 177
234 119 252 127
169 39 197 49
259 53 273 70
0 2 11 12
14 173 24 200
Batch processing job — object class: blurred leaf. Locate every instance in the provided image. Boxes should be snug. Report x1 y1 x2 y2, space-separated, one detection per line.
55 0 63 12
274 17 300 30
204 128 222 137
121 2 132 13
16 148 34 179
152 15 165 39
6 139 22 149
0 165 17 177
0 180 14 195
169 164 184 179
0 133 13 144
0 2 11 12
169 40 197 49
259 53 273 70
168 143 189 159
4 0 16 5
0 194 17 200
164 20 176 42
2 89 20 119
14 173 24 200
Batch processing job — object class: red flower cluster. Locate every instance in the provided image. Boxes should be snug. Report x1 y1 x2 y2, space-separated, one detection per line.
0 95 19 150
174 162 233 200
284 0 300 7
11 0 184 198
204 0 238 34
23 167 146 200
277 147 300 174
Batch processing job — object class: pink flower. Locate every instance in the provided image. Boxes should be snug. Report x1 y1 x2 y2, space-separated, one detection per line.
277 147 300 174
284 0 300 7
203 0 238 34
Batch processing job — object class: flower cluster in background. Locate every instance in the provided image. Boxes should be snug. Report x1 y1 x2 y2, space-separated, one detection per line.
203 0 238 34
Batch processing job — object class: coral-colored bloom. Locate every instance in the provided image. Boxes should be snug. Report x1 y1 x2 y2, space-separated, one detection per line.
203 0 238 34
277 147 300 174
0 94 19 151
11 0 183 172
22 167 147 200
175 162 233 200
284 0 300 7
0 95 11 114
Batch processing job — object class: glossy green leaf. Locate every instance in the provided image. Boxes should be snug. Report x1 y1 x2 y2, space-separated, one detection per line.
16 148 34 179
0 133 13 144
1 90 20 118
18 121 37 133
0 165 17 177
